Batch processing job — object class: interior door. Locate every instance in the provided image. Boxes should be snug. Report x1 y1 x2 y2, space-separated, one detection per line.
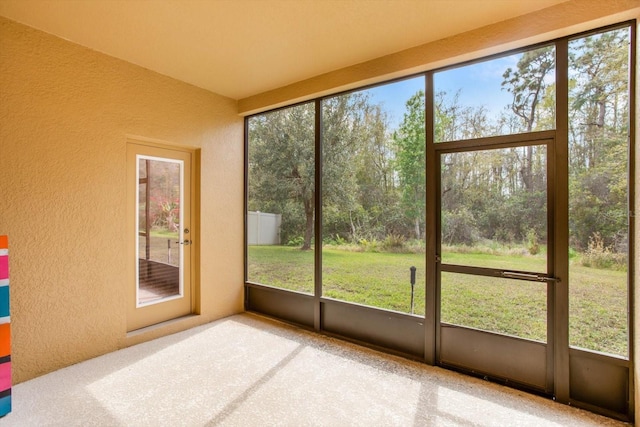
436 139 555 393
127 143 193 331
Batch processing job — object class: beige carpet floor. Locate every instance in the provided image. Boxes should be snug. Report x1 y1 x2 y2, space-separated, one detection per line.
0 313 628 426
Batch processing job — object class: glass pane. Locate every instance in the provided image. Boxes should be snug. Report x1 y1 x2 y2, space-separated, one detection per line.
441 272 547 342
321 77 427 314
440 146 547 273
137 157 182 305
434 46 555 142
568 27 630 357
246 102 315 294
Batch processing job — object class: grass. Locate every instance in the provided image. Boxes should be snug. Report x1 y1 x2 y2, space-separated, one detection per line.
323 249 426 314
441 271 547 342
151 230 179 238
568 264 628 355
246 246 315 292
139 233 181 267
248 244 628 357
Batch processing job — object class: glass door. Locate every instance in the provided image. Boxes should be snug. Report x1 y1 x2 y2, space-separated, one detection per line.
127 143 193 331
437 140 555 392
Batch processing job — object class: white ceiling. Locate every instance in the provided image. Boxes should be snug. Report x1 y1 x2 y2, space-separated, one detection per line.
0 0 568 100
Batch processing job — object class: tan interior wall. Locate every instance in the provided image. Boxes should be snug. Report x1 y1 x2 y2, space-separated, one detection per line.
0 3 638 413
0 16 244 383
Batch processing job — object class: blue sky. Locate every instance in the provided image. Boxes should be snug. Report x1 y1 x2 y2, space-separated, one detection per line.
366 76 424 130
364 51 534 131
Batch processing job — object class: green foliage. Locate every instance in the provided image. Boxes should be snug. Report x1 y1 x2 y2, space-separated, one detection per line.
393 91 426 239
580 232 627 271
382 234 406 252
568 247 578 260
526 229 540 255
442 208 479 246
569 169 627 251
445 243 538 258
247 27 629 277
332 234 348 246
568 28 629 254
248 103 315 249
358 238 381 253
286 236 305 247
502 46 555 133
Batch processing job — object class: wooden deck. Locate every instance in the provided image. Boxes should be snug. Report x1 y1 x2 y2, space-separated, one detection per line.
138 259 180 304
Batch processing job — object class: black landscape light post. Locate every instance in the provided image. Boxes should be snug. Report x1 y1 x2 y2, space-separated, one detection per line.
410 266 416 314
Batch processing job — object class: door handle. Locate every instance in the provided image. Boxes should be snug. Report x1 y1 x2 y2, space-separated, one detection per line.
175 240 192 246
501 271 560 282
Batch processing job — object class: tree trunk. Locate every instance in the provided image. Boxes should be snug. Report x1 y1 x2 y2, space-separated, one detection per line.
349 211 357 242
597 89 606 128
301 196 314 250
524 145 533 191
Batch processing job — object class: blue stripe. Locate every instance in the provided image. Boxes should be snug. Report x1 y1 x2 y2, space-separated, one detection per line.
0 287 8 319
0 395 10 416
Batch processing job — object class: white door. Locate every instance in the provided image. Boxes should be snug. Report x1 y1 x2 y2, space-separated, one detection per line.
127 143 193 331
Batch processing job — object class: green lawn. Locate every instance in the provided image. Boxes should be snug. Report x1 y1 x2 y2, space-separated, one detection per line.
247 245 628 357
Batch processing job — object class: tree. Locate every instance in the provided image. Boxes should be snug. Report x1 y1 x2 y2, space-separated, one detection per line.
569 29 629 172
568 28 630 250
502 46 554 190
322 92 393 242
393 91 425 239
352 104 404 238
248 102 315 249
249 92 393 250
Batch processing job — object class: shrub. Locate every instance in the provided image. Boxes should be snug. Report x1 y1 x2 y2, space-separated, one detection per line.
286 236 304 247
382 234 406 252
323 234 347 246
442 208 480 245
526 229 540 255
495 228 516 245
358 238 380 253
404 239 426 254
580 232 627 271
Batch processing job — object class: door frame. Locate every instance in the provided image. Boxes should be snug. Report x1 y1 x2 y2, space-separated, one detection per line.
432 132 557 394
126 139 199 332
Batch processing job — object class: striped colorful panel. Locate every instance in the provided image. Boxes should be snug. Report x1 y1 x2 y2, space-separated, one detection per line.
0 363 9 394
0 257 6 282
0 324 9 358
0 287 8 321
0 236 10 417
0 395 9 417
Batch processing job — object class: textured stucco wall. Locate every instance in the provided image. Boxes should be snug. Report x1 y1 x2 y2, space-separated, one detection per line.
0 6 638 416
0 16 244 383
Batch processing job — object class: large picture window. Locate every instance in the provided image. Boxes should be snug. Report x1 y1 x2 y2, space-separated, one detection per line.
434 45 556 142
568 27 631 357
246 102 315 294
321 77 426 314
244 22 635 420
